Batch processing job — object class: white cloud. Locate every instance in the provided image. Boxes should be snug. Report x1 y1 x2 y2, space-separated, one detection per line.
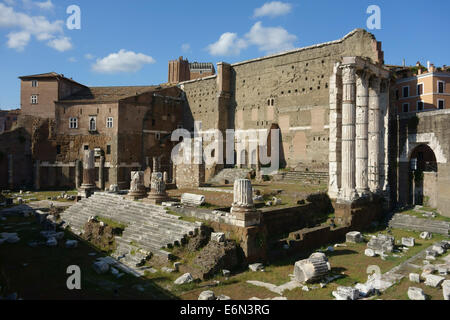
68 57 77 63
84 53 95 60
254 1 292 18
3 0 15 6
207 22 297 56
47 36 72 51
207 32 247 56
181 43 191 53
0 3 70 51
245 21 297 53
7 30 30 51
92 49 156 74
35 0 54 10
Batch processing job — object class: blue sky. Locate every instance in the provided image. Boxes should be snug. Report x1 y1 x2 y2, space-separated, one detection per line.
1 0 449 110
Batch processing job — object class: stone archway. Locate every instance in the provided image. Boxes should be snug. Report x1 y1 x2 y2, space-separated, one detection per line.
409 144 438 206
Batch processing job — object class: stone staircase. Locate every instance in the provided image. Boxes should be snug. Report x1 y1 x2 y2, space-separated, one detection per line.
60 192 201 276
388 213 450 236
208 168 252 185
275 171 329 185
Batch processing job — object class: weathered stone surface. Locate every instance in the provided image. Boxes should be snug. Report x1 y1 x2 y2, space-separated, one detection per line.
249 263 264 272
294 258 330 284
365 249 376 257
198 290 216 300
174 273 194 285
354 283 375 298
217 294 232 300
332 286 359 300
181 193 206 207
420 232 432 240
401 237 415 247
409 273 421 283
211 232 225 243
109 184 119 193
346 231 363 243
309 252 328 262
442 280 450 300
367 234 394 253
432 243 446 255
408 287 427 300
424 274 445 288
222 269 231 277
192 240 242 280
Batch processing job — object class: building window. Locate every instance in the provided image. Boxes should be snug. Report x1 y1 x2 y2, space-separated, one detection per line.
69 117 78 129
417 101 424 112
31 95 38 104
417 83 423 96
402 86 409 98
84 145 89 150
56 145 61 155
403 103 409 113
106 117 113 128
31 80 38 88
89 116 97 131
438 81 445 94
106 145 111 155
438 99 445 110
155 132 161 140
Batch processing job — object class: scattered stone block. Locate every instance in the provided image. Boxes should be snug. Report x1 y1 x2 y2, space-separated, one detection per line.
437 265 448 276
420 232 432 240
443 280 450 301
222 269 231 277
432 243 446 255
355 283 375 298
93 261 110 274
294 258 330 284
409 273 421 283
198 291 216 300
346 231 363 243
181 193 206 207
211 232 225 243
174 273 194 285
65 240 78 248
424 274 445 288
408 287 427 300
162 267 175 273
309 252 328 262
367 234 394 253
332 286 359 300
46 238 57 247
217 294 231 300
173 262 181 272
249 263 264 272
402 237 415 247
365 249 376 257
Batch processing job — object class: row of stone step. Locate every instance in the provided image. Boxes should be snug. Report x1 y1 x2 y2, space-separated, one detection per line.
60 192 200 260
389 214 450 235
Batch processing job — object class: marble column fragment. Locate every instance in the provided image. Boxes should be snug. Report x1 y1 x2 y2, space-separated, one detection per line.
368 77 381 193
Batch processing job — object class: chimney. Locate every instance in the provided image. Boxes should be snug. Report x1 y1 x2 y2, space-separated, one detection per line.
429 64 436 73
427 61 431 70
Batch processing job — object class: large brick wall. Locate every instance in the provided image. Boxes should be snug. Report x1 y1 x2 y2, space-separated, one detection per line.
179 29 383 171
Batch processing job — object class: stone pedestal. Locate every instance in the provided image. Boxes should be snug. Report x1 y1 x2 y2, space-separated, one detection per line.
146 172 168 205
78 150 96 198
127 171 147 200
230 179 261 227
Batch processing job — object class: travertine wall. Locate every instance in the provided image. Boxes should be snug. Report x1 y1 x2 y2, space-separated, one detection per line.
395 109 450 217
179 29 383 171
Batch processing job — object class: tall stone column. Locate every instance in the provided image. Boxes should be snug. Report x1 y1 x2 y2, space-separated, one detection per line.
339 64 357 202
8 154 13 190
355 71 370 196
78 150 96 198
380 80 390 193
34 160 41 191
99 156 105 191
75 160 81 189
368 77 381 193
230 179 261 227
328 63 343 199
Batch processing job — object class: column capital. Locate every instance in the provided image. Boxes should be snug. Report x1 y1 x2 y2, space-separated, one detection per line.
341 64 357 84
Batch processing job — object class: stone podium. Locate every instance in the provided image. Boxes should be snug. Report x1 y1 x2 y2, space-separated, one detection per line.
230 179 261 227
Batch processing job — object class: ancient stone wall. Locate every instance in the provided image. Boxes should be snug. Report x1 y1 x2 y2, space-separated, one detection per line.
179 29 383 171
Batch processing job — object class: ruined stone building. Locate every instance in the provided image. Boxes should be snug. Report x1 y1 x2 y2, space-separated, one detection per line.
1 28 449 217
